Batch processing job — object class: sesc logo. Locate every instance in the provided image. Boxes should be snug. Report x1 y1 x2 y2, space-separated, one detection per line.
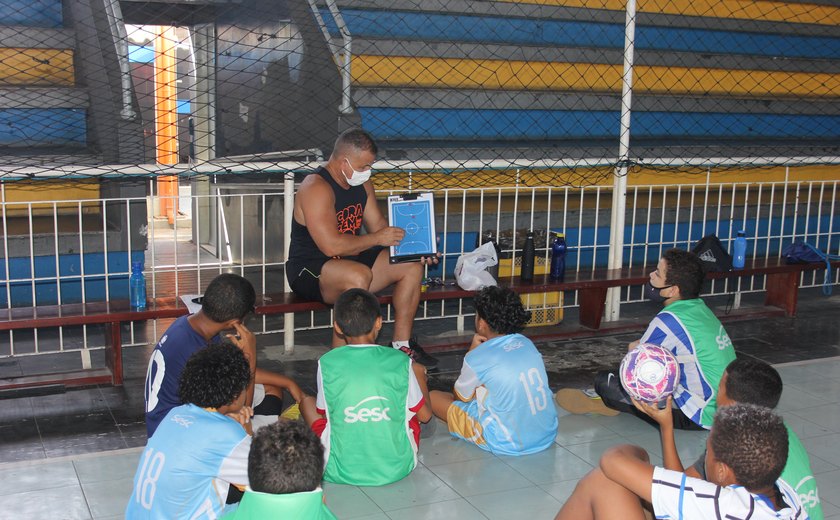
344 396 391 423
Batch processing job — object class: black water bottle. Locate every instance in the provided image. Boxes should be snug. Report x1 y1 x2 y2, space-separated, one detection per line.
520 231 536 282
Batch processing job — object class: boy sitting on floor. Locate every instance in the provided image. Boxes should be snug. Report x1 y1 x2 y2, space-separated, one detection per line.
634 357 823 519
554 404 806 520
221 419 337 519
300 288 433 486
429 285 558 456
126 342 254 519
144 273 304 437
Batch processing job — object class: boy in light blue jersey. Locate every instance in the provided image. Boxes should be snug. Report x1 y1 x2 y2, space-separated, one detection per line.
430 286 558 456
126 342 254 519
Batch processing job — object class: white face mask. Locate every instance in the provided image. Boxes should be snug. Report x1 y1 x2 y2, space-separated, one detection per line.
344 158 372 186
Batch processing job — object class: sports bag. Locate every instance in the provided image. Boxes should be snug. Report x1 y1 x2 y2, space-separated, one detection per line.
692 234 733 272
782 240 840 295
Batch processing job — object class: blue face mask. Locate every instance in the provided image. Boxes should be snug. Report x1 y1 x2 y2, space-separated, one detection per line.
645 281 674 303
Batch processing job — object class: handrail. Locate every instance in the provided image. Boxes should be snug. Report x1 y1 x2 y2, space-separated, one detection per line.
306 0 353 114
102 0 136 120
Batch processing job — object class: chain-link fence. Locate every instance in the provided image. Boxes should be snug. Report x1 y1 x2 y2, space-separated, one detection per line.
0 0 838 187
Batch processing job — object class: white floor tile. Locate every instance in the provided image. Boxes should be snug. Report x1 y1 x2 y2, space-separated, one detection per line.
386 498 488 520
360 465 460 511
82 477 133 518
430 457 533 497
467 485 562 520
498 445 592 485
323 482 384 518
0 461 79 496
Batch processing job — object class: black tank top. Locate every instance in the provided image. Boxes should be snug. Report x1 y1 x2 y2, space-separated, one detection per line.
288 166 368 263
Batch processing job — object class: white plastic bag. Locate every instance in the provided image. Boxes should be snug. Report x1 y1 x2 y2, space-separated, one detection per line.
454 241 499 290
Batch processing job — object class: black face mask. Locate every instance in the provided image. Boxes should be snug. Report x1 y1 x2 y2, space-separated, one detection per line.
646 281 674 303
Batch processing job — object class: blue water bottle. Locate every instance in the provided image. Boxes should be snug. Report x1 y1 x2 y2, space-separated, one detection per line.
129 261 147 309
550 232 567 281
732 230 747 269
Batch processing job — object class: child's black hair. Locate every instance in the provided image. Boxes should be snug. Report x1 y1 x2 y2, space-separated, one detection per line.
248 419 325 494
724 358 783 409
202 273 256 323
710 403 788 491
334 288 381 337
474 285 531 334
178 341 250 409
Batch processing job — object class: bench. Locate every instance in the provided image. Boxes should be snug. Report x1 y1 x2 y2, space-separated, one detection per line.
2 257 837 392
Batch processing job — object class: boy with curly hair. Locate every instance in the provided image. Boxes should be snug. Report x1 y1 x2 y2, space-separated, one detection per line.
634 357 823 519
127 342 254 519
554 404 806 520
430 285 558 455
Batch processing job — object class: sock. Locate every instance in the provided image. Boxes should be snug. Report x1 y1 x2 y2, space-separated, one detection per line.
392 340 410 350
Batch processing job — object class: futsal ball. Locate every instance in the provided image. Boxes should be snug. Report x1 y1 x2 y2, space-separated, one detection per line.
619 343 681 403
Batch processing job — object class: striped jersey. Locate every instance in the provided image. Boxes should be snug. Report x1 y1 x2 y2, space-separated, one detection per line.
651 467 807 519
640 299 736 428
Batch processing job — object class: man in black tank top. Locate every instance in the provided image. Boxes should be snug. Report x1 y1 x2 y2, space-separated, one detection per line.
286 129 439 368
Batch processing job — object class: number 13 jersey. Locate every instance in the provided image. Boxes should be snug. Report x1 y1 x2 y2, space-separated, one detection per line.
452 333 558 455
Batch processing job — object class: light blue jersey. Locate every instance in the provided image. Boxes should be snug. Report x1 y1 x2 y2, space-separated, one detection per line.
126 404 251 520
449 333 558 455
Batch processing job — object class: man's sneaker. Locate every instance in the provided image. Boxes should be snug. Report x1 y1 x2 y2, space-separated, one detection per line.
554 388 620 417
398 337 439 369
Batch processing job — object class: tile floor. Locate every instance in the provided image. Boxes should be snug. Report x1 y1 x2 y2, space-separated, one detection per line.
1 356 839 519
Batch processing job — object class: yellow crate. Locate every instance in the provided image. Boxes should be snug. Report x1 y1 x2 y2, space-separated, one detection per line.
498 256 550 277
521 291 563 327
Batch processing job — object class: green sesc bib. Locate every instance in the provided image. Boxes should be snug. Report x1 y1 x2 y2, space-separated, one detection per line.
320 345 416 486
782 425 823 520
220 489 337 519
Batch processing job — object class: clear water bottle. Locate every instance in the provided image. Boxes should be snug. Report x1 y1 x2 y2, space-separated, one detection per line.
129 260 147 310
520 231 536 282
550 232 567 281
732 230 747 269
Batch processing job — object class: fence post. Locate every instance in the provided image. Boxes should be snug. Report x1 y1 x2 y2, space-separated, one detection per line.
283 173 296 354
605 0 637 322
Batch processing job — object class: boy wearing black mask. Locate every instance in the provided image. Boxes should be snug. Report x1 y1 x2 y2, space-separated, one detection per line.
556 249 735 430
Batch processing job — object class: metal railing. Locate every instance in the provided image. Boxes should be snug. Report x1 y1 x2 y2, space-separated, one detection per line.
2 173 838 361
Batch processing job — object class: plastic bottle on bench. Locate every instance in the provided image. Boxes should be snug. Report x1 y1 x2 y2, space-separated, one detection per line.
129 261 147 310
520 231 536 282
732 230 747 269
550 232 567 281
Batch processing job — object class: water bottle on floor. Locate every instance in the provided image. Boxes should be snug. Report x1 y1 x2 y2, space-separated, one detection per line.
550 232 567 281
130 261 147 310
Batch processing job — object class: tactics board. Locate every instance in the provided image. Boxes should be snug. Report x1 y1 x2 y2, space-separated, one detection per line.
387 192 438 263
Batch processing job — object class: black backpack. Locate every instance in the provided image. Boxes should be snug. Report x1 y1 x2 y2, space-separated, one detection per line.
692 234 733 272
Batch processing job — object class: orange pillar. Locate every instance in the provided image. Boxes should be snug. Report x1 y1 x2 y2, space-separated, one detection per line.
154 26 179 224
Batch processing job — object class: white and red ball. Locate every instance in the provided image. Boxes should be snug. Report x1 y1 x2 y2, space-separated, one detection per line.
619 343 681 403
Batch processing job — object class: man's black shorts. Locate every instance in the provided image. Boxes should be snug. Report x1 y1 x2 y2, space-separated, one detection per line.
286 247 383 302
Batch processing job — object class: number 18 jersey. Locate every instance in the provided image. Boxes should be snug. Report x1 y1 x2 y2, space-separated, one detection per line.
453 333 558 455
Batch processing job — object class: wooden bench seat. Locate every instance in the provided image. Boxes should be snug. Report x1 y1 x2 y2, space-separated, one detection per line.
1 257 837 392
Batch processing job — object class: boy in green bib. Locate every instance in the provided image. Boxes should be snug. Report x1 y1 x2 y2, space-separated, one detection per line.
222 420 337 519
634 357 823 520
301 288 433 486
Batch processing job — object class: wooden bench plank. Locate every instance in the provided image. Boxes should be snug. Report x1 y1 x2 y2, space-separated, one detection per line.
1 257 836 392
